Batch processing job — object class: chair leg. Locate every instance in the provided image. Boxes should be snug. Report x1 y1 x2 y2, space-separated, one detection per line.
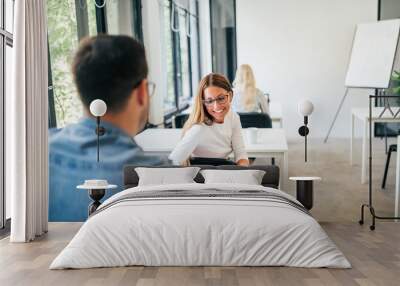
382 148 393 189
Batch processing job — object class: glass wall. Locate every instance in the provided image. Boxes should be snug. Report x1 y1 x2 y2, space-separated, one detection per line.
47 0 88 127
163 0 176 111
107 0 143 40
47 0 142 127
162 0 200 115
210 0 236 82
5 0 12 33
1 0 14 230
47 0 201 127
375 0 400 137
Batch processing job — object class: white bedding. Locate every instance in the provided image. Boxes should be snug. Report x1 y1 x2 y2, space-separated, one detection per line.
50 183 350 269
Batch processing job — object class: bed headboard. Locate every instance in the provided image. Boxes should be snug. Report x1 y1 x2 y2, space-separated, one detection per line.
123 165 280 189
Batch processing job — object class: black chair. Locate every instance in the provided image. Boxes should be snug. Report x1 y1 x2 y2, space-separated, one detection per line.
174 114 189 128
238 112 272 128
190 157 236 166
382 144 397 189
175 112 273 129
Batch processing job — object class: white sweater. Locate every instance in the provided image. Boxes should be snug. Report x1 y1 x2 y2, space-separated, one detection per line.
169 111 248 165
232 88 270 114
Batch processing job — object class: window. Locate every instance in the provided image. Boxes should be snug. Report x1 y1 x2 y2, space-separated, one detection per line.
210 0 237 82
5 0 13 33
106 0 143 41
163 1 176 111
374 0 400 137
162 0 200 115
47 0 143 128
1 0 14 231
47 0 95 127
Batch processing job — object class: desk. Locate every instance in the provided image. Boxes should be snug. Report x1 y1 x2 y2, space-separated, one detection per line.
182 102 283 128
350 107 400 183
135 128 289 190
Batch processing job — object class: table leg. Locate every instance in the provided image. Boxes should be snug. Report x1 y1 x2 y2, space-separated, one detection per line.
296 181 313 210
350 113 354 165
88 189 105 216
361 119 368 184
280 152 288 191
395 136 400 217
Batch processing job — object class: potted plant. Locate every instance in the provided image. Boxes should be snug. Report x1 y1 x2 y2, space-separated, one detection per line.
390 70 400 95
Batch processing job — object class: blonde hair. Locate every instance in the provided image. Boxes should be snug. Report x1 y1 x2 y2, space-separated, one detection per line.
233 64 257 112
183 73 233 134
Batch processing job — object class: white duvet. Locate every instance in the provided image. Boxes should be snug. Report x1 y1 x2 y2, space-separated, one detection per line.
50 183 350 269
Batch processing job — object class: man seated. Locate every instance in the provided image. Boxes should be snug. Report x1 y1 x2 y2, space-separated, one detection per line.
49 35 170 222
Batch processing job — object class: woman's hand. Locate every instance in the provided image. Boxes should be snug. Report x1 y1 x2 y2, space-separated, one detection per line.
236 159 249 166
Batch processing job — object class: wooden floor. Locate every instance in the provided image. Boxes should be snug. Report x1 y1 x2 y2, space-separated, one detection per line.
1 138 400 286
1 222 400 286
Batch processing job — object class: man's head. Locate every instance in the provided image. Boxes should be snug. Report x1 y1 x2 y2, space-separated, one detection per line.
72 35 150 135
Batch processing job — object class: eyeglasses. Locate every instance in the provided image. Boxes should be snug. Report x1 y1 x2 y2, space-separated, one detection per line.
133 79 156 97
147 81 156 97
202 94 228 106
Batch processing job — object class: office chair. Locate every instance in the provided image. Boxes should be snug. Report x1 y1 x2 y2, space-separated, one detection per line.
190 157 236 166
174 114 189 128
238 112 272 128
176 112 273 129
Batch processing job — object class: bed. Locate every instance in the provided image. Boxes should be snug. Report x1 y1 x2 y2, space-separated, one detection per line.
50 165 350 269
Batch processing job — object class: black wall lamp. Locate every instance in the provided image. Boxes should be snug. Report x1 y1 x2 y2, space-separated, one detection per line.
89 99 107 162
298 100 314 162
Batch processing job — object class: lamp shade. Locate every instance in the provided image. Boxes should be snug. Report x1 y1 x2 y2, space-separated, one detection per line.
89 99 107 117
298 100 314 116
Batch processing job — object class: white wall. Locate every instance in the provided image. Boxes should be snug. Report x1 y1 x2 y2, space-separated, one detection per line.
237 0 377 138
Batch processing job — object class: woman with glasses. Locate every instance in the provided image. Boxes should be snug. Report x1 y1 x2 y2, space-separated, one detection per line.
232 64 269 114
169 73 249 166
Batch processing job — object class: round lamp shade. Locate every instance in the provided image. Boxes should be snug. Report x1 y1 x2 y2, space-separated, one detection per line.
89 99 107 117
298 100 314 116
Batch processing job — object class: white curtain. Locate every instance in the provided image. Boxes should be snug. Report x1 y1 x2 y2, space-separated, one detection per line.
8 0 48 242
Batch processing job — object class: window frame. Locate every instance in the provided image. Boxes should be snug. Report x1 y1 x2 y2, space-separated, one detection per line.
131 0 144 42
171 4 182 110
374 0 400 138
209 0 237 82
1 0 13 232
47 40 57 128
47 0 144 129
95 1 107 33
164 0 200 122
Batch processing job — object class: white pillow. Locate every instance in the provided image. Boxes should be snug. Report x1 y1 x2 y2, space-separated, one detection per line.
200 169 266 185
135 167 200 186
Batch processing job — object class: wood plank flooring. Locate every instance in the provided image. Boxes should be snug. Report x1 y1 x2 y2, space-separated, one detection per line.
1 222 400 286
1 138 400 285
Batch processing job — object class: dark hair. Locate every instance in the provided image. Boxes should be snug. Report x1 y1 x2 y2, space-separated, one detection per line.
72 35 148 113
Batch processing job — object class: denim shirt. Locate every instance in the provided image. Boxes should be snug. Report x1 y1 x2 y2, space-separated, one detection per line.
49 118 171 222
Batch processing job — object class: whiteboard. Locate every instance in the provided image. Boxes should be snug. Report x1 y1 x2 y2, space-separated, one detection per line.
345 19 400 88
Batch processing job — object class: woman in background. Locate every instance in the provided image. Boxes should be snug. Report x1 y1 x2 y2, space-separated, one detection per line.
169 73 249 166
232 64 269 114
